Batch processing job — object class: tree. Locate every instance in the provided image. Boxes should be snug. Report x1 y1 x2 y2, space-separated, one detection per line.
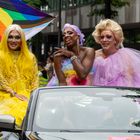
88 0 130 18
104 0 111 18
86 0 130 48
23 0 48 9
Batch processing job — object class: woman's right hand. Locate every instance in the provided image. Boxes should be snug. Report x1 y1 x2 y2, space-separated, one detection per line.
53 48 67 85
53 47 74 58
15 93 28 101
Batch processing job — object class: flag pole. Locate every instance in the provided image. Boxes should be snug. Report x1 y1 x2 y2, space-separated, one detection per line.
58 0 62 48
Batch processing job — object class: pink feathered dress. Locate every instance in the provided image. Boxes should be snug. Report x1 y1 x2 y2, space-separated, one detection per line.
93 48 140 87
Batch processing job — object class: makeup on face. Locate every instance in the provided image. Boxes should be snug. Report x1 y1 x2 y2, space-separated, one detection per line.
99 30 115 42
63 27 78 37
100 35 113 40
7 30 22 51
63 30 75 38
62 27 79 48
8 35 21 40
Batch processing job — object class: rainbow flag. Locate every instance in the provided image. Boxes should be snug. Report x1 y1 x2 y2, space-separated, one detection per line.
0 0 55 41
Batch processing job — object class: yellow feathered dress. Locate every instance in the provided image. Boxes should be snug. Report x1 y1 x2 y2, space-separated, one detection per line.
0 25 39 127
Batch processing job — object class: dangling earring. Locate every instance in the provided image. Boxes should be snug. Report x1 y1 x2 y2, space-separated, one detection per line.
76 37 80 54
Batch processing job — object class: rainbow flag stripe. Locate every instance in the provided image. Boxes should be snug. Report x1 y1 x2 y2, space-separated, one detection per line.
0 0 55 40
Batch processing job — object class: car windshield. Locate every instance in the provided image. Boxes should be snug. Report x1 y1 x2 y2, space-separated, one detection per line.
33 87 140 132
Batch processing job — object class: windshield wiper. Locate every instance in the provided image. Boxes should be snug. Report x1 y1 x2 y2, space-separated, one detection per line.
59 130 84 132
58 129 140 133
128 130 140 133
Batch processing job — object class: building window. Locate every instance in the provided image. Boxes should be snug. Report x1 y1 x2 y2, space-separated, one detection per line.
47 0 94 12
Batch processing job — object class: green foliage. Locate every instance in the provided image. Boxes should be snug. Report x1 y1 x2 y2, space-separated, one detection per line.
90 0 104 6
23 0 40 8
88 9 105 17
86 0 130 48
85 34 101 50
85 34 95 48
39 76 48 87
23 0 48 9
88 0 130 18
88 8 118 18
132 120 140 127
90 0 130 8
112 0 129 8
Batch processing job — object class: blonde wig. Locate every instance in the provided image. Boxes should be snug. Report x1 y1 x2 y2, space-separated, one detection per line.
0 24 36 78
92 19 124 48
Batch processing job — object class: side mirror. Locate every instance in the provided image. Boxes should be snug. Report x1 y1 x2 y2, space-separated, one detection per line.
0 115 15 130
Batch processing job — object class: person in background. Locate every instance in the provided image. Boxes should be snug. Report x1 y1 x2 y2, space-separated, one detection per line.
0 24 39 126
47 23 95 86
92 19 140 87
45 56 54 82
38 61 48 87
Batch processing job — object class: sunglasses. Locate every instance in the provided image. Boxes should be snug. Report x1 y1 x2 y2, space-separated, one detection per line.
100 35 113 40
8 35 21 40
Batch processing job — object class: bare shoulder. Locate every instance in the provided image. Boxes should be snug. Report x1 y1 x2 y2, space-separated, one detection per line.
82 46 95 54
95 49 103 57
80 47 95 64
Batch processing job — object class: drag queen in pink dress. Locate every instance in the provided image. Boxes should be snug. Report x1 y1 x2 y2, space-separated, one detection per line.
47 23 95 86
92 19 140 87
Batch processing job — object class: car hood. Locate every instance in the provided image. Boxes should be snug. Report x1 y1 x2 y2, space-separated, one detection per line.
26 131 140 140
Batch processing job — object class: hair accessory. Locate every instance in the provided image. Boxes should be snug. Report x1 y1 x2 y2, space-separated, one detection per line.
62 23 85 45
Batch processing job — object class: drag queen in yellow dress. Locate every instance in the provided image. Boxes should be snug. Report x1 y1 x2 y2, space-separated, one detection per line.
0 24 39 126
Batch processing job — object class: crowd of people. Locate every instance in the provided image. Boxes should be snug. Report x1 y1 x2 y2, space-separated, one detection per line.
0 19 140 127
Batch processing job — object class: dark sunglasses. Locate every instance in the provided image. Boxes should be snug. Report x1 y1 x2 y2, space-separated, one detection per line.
8 35 21 40
100 35 113 40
